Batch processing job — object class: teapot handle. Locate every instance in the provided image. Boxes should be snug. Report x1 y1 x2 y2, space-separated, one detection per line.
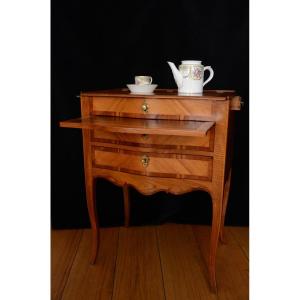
203 66 214 87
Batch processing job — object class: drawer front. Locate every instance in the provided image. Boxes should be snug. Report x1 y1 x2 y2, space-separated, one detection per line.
92 147 212 181
92 97 213 120
92 129 214 151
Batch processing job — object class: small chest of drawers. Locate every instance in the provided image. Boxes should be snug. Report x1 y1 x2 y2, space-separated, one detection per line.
60 88 241 292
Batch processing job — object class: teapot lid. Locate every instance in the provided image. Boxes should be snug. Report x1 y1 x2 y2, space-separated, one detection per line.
181 60 202 65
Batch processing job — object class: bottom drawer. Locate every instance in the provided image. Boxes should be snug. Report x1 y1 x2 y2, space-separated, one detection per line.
92 146 212 181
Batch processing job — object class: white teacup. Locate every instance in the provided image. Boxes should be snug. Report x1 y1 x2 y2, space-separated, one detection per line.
135 76 152 85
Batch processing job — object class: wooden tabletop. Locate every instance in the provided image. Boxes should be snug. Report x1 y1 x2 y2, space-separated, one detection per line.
80 89 237 101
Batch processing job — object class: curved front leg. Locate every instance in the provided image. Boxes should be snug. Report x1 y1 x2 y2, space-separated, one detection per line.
209 192 222 293
86 177 99 264
123 184 130 227
220 168 232 243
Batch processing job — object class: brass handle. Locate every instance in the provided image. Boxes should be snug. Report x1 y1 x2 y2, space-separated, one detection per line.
141 102 149 113
141 155 150 167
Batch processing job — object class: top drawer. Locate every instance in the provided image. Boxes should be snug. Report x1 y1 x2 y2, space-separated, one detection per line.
91 97 214 121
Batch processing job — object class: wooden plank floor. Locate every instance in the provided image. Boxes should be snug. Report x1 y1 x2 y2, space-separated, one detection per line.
52 224 249 300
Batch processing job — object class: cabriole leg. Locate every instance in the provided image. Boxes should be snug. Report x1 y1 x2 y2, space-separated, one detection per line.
86 177 99 264
209 193 222 293
123 184 130 227
220 168 232 243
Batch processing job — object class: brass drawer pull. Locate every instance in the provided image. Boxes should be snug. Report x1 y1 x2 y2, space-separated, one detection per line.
141 101 149 113
141 155 150 167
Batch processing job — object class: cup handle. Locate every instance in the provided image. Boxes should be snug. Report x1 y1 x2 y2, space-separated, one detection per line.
149 77 153 84
203 66 214 87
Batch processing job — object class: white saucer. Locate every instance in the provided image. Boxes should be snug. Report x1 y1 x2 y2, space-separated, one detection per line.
178 92 203 96
127 84 158 95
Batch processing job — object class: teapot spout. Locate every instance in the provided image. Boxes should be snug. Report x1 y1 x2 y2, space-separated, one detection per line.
167 61 183 88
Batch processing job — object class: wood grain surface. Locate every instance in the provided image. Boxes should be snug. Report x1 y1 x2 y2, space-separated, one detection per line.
157 224 218 300
52 225 249 300
60 116 215 137
192 225 249 300
61 228 119 300
90 140 215 157
92 168 212 195
91 97 214 120
92 128 214 151
112 226 165 300
93 147 212 180
51 230 83 300
228 227 249 260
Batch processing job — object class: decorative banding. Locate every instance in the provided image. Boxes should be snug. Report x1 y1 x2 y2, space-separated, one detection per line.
93 164 211 181
91 168 212 196
92 146 213 181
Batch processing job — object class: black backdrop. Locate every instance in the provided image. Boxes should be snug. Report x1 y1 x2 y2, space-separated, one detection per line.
51 0 248 229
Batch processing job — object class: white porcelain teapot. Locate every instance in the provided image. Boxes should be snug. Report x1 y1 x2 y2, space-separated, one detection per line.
167 60 214 95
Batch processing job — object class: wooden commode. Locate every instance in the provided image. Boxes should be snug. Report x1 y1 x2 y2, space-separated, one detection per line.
60 88 242 292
